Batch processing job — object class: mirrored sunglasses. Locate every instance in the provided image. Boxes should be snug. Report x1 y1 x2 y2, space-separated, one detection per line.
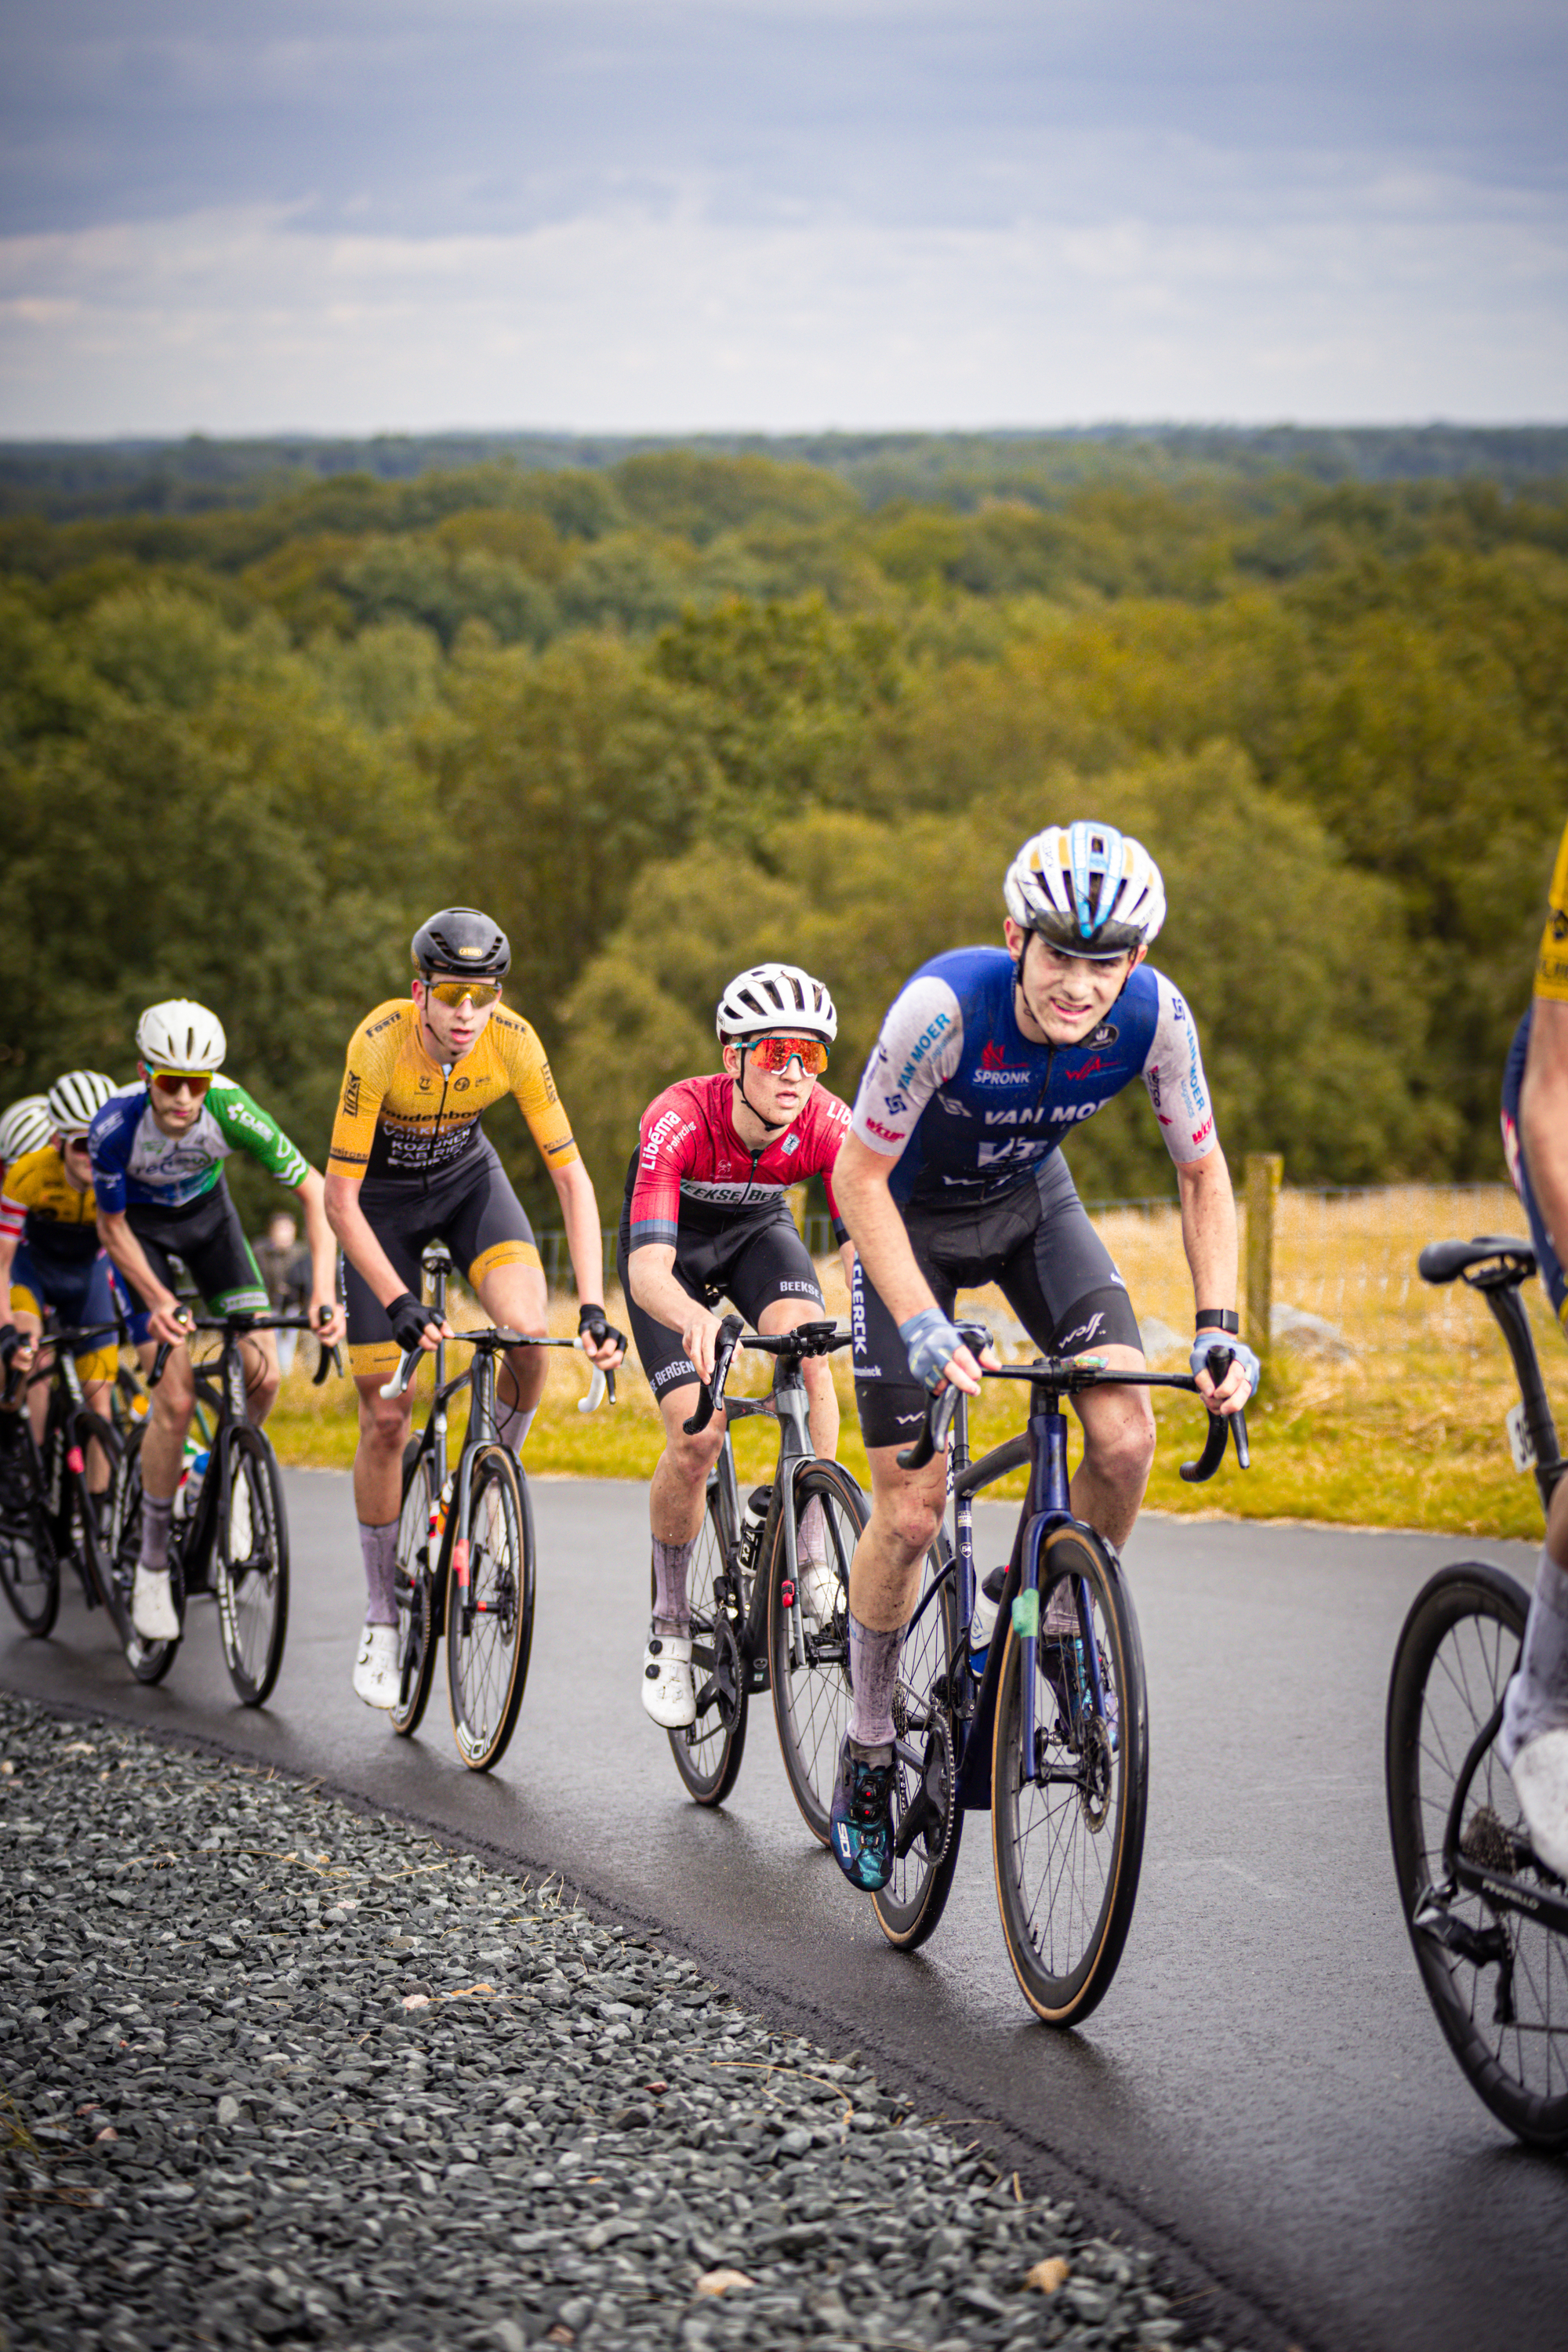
748 1035 829 1076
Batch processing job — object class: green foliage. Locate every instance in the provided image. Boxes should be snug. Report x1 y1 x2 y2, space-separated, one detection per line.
2 449 1564 1250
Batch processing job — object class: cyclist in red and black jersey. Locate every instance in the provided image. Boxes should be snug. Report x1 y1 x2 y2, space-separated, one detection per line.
619 964 854 1728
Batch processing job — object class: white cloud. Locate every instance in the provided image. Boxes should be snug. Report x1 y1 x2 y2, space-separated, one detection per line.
2 163 1564 436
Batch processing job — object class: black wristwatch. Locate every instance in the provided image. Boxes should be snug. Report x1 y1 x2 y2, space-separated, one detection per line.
1194 1308 1240 1334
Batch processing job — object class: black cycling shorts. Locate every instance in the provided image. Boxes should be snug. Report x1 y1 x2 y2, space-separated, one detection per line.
851 1152 1142 1451
123 1179 269 1320
345 1136 540 1375
616 1204 825 1403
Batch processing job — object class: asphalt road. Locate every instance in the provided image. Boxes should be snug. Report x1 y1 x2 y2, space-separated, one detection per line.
5 1472 1566 2352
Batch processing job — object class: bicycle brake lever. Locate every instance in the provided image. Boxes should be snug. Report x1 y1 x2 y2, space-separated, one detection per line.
683 1312 742 1436
1230 1403 1250 1470
378 1346 421 1401
896 1383 960 1472
149 1341 172 1391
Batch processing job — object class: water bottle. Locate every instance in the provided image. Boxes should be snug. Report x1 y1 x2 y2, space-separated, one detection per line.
427 1475 454 1554
968 1567 1007 1679
184 1448 209 1517
172 1434 206 1522
734 1486 772 1583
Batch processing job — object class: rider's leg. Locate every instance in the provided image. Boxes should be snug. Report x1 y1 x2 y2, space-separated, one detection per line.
9 1308 46 1445
649 1382 727 1630
131 1337 195 1638
1069 1347 1156 1548
471 1257 549 1457
349 1368 413 1704
1500 1474 1568 1873
238 1328 282 1427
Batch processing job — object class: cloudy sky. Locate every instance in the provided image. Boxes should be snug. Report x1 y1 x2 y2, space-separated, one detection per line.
2 0 1564 437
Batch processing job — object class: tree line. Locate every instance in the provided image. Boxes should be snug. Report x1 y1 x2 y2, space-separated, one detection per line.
2 451 1562 1236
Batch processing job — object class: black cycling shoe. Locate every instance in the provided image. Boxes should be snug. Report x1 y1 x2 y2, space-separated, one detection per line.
829 1733 896 1892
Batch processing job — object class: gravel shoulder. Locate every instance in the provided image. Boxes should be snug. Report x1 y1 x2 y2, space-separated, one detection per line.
0 1692 1272 2352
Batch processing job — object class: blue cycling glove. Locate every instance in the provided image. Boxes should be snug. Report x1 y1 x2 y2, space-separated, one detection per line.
900 1307 965 1389
1189 1335 1260 1403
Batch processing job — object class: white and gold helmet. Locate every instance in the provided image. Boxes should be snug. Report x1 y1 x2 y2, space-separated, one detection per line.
1004 822 1166 959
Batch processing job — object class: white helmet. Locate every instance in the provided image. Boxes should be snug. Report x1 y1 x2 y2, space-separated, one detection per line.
45 1070 118 1138
1004 822 1166 959
135 999 227 1074
0 1094 53 1165
716 964 838 1045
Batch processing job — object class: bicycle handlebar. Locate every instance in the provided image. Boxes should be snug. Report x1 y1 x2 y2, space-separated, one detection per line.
377 1329 616 1406
894 1342 1250 1479
147 1309 344 1392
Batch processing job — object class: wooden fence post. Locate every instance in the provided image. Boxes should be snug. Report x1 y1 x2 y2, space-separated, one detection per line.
1245 1153 1283 1366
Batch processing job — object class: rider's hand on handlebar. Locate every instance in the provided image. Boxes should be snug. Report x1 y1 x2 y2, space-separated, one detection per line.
1189 1334 1259 1414
311 1294 347 1349
386 1290 451 1356
576 1303 626 1370
681 1303 728 1385
899 1306 1000 1397
148 1299 194 1350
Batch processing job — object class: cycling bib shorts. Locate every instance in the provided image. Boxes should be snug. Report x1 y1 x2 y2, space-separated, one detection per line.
343 1138 542 1377
121 1180 270 1321
851 1151 1141 1450
9 1244 138 1382
616 1202 826 1403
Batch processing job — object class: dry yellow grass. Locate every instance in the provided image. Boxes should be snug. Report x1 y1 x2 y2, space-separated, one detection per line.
265 1185 1566 1540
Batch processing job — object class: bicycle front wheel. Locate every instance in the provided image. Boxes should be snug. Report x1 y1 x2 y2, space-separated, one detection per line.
669 1473 749 1806
992 1526 1149 2025
768 1461 865 1843
390 1439 441 1739
1387 1559 1568 2151
215 1425 290 1706
872 1539 964 1951
446 1444 535 1771
0 1423 60 1635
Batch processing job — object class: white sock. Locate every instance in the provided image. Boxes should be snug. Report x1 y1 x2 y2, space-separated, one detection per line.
494 1399 536 1457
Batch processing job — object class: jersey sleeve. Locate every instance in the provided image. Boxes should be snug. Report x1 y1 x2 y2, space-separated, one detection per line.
496 1017 580 1173
86 1097 136 1216
850 977 964 1160
1536 821 1568 1004
328 1006 403 1181
209 1080 310 1189
1142 975 1218 1165
627 1086 701 1250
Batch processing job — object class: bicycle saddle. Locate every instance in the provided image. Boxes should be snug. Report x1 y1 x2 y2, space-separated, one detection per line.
1418 1236 1537 1286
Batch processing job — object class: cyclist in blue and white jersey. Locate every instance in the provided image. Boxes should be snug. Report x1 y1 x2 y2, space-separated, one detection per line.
90 999 344 1643
826 822 1258 1889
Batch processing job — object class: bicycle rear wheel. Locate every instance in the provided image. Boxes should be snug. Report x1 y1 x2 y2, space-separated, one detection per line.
215 1425 289 1706
768 1461 866 1844
1387 1560 1568 2150
104 1431 183 1682
64 1410 122 1615
992 1526 1149 2025
669 1472 749 1806
446 1443 534 1770
872 1540 964 1952
0 1419 60 1635
390 1439 441 1738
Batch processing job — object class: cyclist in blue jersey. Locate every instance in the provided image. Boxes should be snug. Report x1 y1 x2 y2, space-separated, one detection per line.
89 998 344 1643
826 822 1259 1889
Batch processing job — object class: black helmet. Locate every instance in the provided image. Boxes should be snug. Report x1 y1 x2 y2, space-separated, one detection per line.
411 907 511 980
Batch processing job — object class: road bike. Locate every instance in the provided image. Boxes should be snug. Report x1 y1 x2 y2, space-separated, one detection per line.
877 1331 1248 2026
107 1312 338 1704
1385 1233 1568 2150
670 1312 865 1838
382 1244 613 1772
0 1316 125 1639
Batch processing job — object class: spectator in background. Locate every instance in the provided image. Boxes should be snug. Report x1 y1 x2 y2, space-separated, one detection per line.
256 1210 312 1373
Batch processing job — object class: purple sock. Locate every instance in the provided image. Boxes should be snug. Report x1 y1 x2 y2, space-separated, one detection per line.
848 1614 905 1752
359 1519 399 1628
652 1535 696 1635
138 1493 173 1573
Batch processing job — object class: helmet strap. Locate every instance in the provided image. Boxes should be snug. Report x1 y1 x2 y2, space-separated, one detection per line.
731 1047 789 1135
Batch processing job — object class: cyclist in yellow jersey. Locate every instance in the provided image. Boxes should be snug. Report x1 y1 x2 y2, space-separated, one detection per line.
325 906 624 1708
1497 818 1568 1878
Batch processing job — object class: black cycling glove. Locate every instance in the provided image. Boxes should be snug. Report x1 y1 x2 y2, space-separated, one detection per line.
578 1304 626 1355
387 1292 434 1354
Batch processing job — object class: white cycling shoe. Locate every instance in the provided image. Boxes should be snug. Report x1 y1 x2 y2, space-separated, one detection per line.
1511 1728 1568 1879
796 1498 842 1628
642 1627 696 1729
131 1566 180 1642
353 1623 401 1710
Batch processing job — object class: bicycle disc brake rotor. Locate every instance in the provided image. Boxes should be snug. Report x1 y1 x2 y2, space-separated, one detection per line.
1078 1715 1114 1831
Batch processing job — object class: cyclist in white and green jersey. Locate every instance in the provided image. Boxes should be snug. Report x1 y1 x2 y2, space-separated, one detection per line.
89 999 345 1641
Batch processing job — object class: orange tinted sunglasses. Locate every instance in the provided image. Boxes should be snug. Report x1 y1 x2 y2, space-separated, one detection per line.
149 1070 212 1098
747 1035 829 1076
